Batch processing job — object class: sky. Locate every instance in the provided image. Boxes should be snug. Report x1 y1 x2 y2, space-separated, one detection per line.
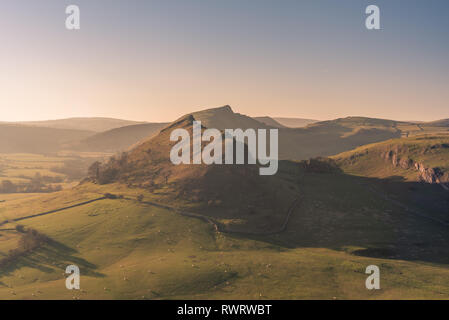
0 0 448 122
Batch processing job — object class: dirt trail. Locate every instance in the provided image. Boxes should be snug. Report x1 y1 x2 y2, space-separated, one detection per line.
132 170 306 236
133 195 302 236
0 192 302 237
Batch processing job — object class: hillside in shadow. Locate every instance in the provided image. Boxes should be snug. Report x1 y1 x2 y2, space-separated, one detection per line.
250 161 449 266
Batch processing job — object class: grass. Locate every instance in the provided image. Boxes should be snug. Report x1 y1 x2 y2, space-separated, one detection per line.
0 152 109 200
1 127 448 299
1 176 449 299
0 153 70 191
332 133 449 181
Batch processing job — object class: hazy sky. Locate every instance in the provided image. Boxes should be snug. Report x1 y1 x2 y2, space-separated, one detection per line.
1 0 448 122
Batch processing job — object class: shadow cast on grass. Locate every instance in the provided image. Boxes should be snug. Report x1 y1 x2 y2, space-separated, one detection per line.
0 238 104 278
228 162 449 266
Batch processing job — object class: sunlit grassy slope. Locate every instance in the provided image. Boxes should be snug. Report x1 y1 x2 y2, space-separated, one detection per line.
0 154 67 182
1 176 449 300
332 133 449 181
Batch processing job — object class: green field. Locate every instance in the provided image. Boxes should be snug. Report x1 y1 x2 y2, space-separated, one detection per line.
1 168 449 300
333 133 449 182
0 153 109 198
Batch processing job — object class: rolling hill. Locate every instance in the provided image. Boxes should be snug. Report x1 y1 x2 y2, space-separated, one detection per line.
0 124 94 154
0 120 167 154
86 114 298 233
178 106 405 160
425 118 449 127
3 106 447 158
333 133 449 186
271 117 318 128
277 117 402 160
329 133 449 226
254 116 318 128
16 117 146 133
253 117 287 128
71 122 168 153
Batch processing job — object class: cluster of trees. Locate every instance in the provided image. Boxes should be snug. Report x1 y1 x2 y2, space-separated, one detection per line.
0 173 63 193
299 157 342 174
19 173 64 183
50 158 94 181
88 161 119 184
0 226 49 268
88 152 128 185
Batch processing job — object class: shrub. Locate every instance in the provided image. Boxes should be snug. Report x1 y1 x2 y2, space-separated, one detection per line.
0 227 49 268
15 225 25 233
299 157 342 174
0 180 17 193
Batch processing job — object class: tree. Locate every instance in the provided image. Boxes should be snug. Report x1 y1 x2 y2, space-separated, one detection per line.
1 180 17 193
88 161 101 180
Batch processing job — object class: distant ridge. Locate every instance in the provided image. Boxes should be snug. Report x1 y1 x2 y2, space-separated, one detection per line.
0 123 93 154
16 117 146 132
426 118 449 127
4 106 448 157
309 116 404 127
272 117 318 128
72 122 168 153
253 116 287 128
